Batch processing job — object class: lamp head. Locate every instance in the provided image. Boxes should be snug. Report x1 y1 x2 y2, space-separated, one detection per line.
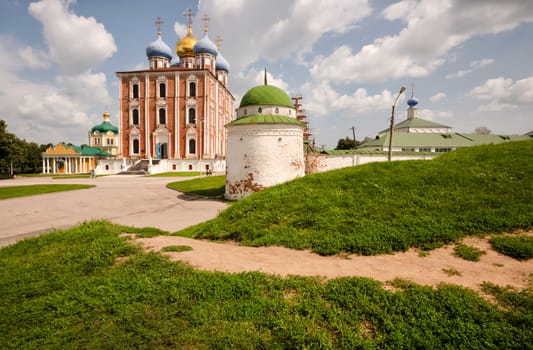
399 86 406 94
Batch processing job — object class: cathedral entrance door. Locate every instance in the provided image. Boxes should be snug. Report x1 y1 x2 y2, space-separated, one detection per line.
160 143 168 159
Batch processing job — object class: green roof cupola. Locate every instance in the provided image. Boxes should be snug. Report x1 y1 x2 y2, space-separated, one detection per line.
239 85 294 108
91 111 118 134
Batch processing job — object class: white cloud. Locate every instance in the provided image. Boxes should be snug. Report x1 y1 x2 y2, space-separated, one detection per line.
17 46 51 69
470 75 533 111
232 68 290 104
382 0 418 21
0 1 116 145
28 0 117 75
199 0 372 73
311 0 533 83
301 81 399 116
446 69 472 80
174 21 188 38
438 111 453 118
446 58 494 79
470 58 494 69
430 92 447 102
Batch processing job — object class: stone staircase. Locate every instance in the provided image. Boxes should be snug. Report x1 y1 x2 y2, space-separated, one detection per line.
118 159 160 175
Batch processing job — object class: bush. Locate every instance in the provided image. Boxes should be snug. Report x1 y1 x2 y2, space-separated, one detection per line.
490 235 533 260
453 243 486 262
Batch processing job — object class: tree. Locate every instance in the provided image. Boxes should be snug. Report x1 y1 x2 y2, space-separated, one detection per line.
474 126 491 134
335 137 358 150
0 120 46 176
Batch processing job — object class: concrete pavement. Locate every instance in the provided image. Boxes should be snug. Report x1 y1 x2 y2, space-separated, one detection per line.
0 175 227 247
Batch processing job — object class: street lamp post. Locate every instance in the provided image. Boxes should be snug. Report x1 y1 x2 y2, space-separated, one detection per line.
388 86 407 161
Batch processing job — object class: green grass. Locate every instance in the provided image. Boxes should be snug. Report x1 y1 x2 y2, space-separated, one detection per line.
453 243 486 262
490 235 533 260
0 184 95 200
442 268 462 277
178 141 533 255
1 220 531 349
147 171 202 177
167 175 226 197
161 245 193 252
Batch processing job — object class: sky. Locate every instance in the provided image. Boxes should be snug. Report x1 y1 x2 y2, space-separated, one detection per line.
0 0 532 149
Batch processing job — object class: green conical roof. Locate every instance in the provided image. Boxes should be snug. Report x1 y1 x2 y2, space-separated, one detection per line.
91 121 118 134
239 85 294 108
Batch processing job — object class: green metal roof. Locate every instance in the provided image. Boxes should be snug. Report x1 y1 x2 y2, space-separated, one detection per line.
458 133 532 144
91 121 118 134
394 117 450 130
226 115 304 127
69 144 114 157
359 132 531 149
239 85 294 108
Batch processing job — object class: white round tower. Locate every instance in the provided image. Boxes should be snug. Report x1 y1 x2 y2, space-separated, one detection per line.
225 82 305 200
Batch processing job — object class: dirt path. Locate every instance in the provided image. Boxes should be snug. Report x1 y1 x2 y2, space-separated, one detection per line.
134 232 533 294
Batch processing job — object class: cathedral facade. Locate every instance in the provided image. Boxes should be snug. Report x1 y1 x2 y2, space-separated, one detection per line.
116 16 234 170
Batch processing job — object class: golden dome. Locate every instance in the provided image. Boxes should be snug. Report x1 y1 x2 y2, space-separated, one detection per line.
176 24 197 58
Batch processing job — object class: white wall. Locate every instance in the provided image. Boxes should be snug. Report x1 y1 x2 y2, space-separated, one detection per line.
321 153 437 172
225 123 304 199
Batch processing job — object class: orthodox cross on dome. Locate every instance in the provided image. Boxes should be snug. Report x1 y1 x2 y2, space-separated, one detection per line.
215 35 223 51
201 13 210 32
410 82 415 97
154 16 163 36
183 7 195 26
264 68 268 85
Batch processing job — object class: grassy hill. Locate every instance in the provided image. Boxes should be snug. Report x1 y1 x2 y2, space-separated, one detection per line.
179 141 533 255
1 221 531 349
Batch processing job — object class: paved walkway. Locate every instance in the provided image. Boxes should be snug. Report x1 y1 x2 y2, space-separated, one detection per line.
0 175 227 247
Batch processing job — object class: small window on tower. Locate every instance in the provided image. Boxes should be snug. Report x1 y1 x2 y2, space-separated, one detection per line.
188 108 196 124
159 83 166 98
132 83 139 99
189 82 196 97
258 107 262 113
94 138 100 145
132 109 139 125
159 108 166 125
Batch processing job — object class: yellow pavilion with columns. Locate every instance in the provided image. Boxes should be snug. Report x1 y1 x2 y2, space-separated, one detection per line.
42 143 113 174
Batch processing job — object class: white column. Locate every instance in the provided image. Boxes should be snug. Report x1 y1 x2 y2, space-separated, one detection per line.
145 75 150 158
52 158 56 174
178 72 182 158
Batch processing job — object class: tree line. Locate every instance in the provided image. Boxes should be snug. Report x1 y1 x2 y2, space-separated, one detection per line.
0 120 52 178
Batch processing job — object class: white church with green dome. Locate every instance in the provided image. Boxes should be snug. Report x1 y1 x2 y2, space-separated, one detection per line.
225 78 305 200
89 111 120 156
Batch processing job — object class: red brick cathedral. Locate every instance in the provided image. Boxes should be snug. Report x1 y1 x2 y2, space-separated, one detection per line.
116 13 234 162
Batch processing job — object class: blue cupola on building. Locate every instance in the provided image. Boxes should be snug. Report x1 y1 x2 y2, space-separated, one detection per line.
146 34 173 60
193 32 218 56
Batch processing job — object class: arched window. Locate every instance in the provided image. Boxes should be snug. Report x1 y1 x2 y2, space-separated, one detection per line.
132 109 139 125
189 82 196 97
159 83 166 98
159 108 166 124
133 83 139 99
189 139 196 154
133 139 139 154
188 108 196 124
